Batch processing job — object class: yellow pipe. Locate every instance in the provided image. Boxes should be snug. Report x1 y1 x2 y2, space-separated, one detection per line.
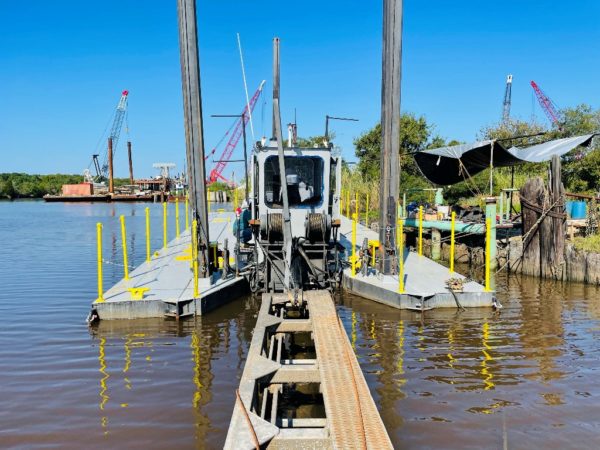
192 219 199 297
207 188 211 214
120 215 129 280
175 198 180 238
398 218 404 293
450 211 455 273
351 213 357 277
346 191 350 218
96 223 104 302
418 206 423 256
355 192 359 217
162 202 167 249
365 193 369 228
145 207 150 262
185 196 189 230
485 217 491 291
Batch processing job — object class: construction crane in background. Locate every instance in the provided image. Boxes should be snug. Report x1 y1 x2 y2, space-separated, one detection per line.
97 90 129 178
208 80 265 184
502 74 513 124
530 80 563 130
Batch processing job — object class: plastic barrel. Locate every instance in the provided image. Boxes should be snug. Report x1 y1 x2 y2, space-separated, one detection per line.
565 200 574 218
571 201 587 219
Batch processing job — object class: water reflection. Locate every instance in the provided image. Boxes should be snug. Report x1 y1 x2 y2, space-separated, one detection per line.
337 273 600 448
87 298 258 448
3 200 600 449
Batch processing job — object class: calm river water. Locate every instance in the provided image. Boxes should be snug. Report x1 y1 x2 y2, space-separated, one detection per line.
1 201 600 449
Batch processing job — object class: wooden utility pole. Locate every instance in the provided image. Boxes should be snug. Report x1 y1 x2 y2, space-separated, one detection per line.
127 141 134 185
177 0 210 278
378 0 403 274
108 137 114 194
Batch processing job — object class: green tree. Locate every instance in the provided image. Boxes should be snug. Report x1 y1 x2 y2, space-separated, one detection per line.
353 113 435 182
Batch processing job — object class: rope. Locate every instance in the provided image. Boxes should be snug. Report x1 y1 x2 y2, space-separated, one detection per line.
495 195 563 274
235 389 260 450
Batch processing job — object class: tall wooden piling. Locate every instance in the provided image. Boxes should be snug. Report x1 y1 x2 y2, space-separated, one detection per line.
520 157 566 279
127 141 134 185
177 0 210 278
108 138 114 194
378 0 403 274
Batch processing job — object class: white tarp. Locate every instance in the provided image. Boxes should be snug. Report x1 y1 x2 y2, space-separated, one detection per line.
507 134 596 162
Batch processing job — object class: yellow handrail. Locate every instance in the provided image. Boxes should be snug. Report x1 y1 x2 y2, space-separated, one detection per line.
96 223 104 302
120 215 129 280
145 207 151 262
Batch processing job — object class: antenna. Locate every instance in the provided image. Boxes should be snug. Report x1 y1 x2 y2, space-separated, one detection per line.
272 37 280 140
237 33 255 142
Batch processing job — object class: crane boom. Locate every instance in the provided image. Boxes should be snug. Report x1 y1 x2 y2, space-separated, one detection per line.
100 90 129 177
502 74 512 124
530 81 562 129
209 81 265 183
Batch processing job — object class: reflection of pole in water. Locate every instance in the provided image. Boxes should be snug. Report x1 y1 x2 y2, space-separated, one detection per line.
447 326 456 369
480 322 495 390
396 321 406 388
191 333 202 408
351 312 357 350
123 335 132 390
98 337 110 433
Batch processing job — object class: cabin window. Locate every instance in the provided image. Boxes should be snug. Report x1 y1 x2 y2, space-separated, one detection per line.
264 156 324 208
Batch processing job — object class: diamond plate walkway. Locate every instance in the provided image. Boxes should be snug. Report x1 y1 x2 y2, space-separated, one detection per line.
307 291 393 449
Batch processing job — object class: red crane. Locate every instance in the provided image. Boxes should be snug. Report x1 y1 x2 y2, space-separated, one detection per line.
530 80 563 129
208 80 265 184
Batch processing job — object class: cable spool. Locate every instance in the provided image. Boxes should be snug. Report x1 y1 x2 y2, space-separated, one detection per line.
305 213 331 243
266 213 283 242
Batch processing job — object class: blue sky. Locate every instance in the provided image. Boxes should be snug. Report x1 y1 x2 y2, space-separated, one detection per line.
1 1 599 179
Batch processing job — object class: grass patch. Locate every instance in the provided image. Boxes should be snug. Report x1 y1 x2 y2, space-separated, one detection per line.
573 234 600 253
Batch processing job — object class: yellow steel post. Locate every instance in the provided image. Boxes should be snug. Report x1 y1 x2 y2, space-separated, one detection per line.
145 207 151 262
192 219 199 297
485 217 491 291
346 191 350 218
120 215 129 280
190 217 197 269
418 206 423 256
96 223 104 302
162 202 167 249
207 188 211 214
185 196 189 230
175 198 180 238
450 211 456 273
351 213 357 277
365 193 370 228
371 243 376 266
398 218 404 293
355 192 359 218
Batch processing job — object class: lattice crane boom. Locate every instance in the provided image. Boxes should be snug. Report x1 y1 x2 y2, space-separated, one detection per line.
502 74 512 124
100 90 129 177
530 80 562 129
209 81 265 183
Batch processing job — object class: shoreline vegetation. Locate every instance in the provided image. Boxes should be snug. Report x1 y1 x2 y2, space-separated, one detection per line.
3 103 598 205
0 173 130 199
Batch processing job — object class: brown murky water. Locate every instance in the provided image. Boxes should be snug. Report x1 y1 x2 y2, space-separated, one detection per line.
1 201 600 449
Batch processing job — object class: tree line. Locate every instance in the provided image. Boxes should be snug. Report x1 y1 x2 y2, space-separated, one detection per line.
0 173 129 199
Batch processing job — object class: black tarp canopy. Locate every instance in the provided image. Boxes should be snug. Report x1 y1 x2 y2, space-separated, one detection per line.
413 134 597 185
